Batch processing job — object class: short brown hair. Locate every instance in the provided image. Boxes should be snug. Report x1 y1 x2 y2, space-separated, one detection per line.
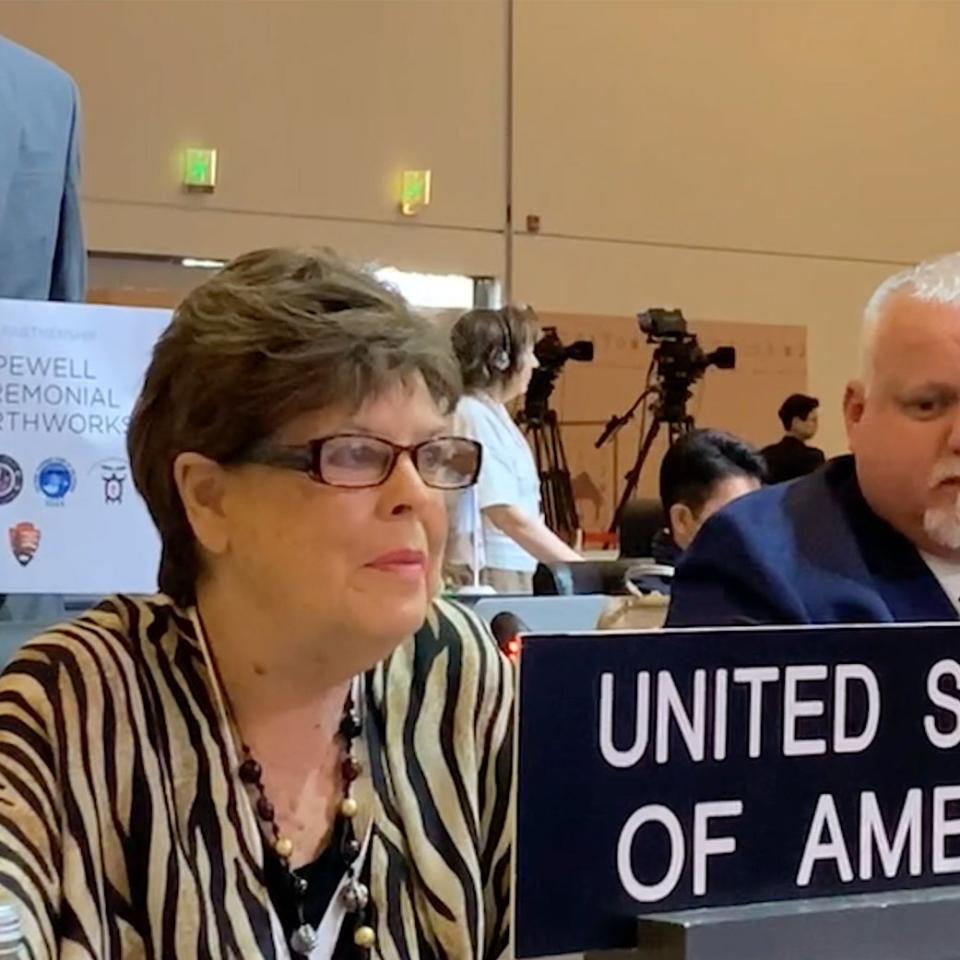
450 305 539 392
128 247 462 606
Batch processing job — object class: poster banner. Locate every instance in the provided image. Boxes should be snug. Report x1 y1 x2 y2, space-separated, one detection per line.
0 298 171 594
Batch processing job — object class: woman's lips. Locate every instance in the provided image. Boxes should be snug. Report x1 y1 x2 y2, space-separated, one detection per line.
365 550 427 579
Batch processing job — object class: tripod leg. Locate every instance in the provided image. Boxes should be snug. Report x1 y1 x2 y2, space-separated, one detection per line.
544 413 579 539
525 413 581 541
528 424 559 533
531 426 547 529
609 418 662 534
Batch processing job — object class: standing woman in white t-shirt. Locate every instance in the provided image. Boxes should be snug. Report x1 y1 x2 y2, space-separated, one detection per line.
448 306 580 593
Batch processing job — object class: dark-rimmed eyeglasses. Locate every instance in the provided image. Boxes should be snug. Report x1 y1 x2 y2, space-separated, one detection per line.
237 434 482 490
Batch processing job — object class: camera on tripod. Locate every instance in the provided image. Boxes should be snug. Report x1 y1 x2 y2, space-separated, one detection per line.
639 308 736 423
535 326 595 370
519 326 594 542
596 308 738 533
523 326 594 424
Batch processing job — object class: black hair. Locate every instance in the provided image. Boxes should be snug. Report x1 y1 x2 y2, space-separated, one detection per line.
777 393 819 431
659 429 767 518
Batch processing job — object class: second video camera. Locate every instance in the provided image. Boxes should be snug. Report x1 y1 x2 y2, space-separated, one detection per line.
638 308 736 423
639 307 735 379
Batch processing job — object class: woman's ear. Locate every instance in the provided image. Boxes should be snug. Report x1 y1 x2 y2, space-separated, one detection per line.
173 452 230 556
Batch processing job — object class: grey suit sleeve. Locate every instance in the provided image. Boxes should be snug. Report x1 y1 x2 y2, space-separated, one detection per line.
50 82 86 302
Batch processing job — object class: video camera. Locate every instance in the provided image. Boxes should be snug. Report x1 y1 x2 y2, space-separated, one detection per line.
534 326 595 371
523 326 594 423
638 308 735 423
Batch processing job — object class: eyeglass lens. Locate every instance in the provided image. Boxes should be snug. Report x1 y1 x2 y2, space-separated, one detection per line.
317 436 478 489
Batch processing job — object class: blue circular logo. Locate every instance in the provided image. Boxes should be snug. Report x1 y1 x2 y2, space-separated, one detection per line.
35 458 76 503
0 455 23 505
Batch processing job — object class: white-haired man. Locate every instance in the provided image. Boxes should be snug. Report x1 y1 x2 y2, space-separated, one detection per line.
667 252 960 626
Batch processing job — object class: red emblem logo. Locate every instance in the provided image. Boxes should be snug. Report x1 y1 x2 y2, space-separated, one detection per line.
9 522 40 567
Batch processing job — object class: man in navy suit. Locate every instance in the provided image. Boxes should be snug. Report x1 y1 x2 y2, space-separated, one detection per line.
667 252 960 626
0 36 85 301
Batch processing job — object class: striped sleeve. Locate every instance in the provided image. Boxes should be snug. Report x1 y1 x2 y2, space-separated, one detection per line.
442 601 515 960
478 630 514 960
0 643 62 960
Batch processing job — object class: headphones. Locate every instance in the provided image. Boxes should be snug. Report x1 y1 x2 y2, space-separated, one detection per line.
489 308 513 373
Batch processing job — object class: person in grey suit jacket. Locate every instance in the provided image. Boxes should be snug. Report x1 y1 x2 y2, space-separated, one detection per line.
0 35 85 301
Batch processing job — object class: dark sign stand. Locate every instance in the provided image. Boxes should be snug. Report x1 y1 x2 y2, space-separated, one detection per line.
515 624 960 959
583 886 960 960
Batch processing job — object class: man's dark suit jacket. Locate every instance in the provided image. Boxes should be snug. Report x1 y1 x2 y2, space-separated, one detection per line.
760 435 826 484
666 456 958 626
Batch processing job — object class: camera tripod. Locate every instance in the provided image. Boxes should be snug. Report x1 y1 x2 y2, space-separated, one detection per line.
596 381 696 534
521 407 580 542
608 406 694 533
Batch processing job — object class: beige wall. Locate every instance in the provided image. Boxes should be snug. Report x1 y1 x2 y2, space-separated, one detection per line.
512 0 960 261
0 0 506 277
510 0 960 456
512 236 891 457
5 0 960 456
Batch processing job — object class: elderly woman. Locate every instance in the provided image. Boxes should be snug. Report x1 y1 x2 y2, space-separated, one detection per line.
0 250 513 960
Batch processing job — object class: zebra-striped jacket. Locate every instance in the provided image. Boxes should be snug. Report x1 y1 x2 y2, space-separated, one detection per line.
0 594 514 959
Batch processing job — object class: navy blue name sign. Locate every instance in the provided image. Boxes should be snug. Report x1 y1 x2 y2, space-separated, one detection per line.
515 625 960 957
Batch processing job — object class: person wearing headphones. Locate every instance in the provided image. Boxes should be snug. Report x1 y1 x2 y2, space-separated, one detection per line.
448 306 580 594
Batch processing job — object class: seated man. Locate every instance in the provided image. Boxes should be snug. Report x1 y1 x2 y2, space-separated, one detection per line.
668 252 960 627
761 393 826 483
651 428 767 565
597 430 764 630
